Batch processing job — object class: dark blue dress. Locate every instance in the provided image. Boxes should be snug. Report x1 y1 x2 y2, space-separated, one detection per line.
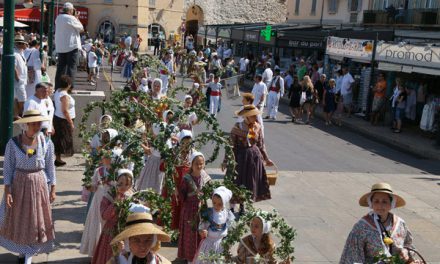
324 86 336 113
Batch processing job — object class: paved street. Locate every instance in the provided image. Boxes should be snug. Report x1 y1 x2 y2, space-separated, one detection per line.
1 66 440 263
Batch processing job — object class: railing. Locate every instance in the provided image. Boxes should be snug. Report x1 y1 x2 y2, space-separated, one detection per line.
363 9 439 25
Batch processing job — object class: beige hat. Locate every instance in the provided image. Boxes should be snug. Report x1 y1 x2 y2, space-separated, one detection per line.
359 182 406 208
14 110 50 124
235 105 261 117
111 212 171 245
14 35 27 44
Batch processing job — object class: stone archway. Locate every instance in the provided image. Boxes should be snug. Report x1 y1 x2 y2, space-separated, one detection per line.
185 5 204 48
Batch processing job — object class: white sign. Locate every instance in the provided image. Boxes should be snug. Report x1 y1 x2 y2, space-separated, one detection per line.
326 36 374 61
375 43 440 69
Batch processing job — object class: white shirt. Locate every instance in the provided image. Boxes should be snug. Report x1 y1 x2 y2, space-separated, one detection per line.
335 76 343 94
88 51 97 68
14 49 27 86
262 68 273 86
82 42 92 53
341 73 355 95
239 58 249 72
55 14 83 53
24 95 53 132
223 48 232 59
25 47 42 70
208 82 222 93
284 74 293 90
124 36 132 48
138 84 149 93
252 81 268 107
54 90 76 119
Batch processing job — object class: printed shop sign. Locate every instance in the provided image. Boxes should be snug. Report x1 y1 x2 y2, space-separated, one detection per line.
376 42 440 69
326 36 374 61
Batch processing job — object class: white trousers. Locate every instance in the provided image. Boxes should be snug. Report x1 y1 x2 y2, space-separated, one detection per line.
210 95 220 116
267 91 280 118
160 74 169 94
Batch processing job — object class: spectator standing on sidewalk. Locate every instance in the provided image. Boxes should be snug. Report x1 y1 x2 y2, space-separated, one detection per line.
133 34 142 52
341 66 355 118
394 84 407 133
55 2 84 89
24 40 43 100
370 73 387 126
13 35 28 119
23 83 54 137
251 75 268 112
87 46 97 85
52 75 76 166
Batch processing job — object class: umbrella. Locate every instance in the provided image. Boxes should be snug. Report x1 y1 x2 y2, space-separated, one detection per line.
0 17 29 28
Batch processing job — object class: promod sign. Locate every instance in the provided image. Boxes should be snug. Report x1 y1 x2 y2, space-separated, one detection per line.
375 42 440 69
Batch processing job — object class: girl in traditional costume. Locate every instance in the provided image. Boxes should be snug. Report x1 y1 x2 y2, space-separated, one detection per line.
178 152 211 263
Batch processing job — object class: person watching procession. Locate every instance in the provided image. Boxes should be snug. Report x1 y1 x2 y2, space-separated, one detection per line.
54 2 84 90
24 40 43 100
14 35 28 120
265 67 284 120
23 83 54 137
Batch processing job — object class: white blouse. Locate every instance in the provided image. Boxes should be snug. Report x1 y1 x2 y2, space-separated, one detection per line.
54 90 76 119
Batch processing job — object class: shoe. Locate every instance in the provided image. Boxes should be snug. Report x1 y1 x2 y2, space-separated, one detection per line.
393 129 401 133
264 116 270 119
291 118 296 123
271 117 276 120
18 256 25 264
54 160 66 167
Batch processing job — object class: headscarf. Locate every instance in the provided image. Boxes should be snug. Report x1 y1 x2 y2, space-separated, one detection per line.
213 186 232 208
153 78 163 93
190 151 204 165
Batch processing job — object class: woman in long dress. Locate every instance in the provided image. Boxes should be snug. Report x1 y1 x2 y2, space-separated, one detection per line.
224 105 273 213
0 110 56 264
340 182 419 264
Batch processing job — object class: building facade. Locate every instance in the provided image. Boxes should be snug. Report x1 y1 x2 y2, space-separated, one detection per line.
286 0 370 25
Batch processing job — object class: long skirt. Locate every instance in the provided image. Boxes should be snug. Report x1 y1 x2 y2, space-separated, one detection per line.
0 169 55 255
234 145 271 202
135 155 164 193
79 185 108 257
194 233 225 264
52 115 74 156
171 165 189 230
178 199 201 261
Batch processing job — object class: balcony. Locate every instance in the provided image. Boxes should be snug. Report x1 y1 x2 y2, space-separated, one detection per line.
363 9 439 27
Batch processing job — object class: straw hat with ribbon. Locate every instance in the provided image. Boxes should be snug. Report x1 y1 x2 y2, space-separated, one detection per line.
234 105 261 117
14 35 27 44
110 212 170 245
14 110 50 124
359 182 406 208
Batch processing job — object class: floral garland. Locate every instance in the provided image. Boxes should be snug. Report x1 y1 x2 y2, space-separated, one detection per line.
79 54 296 260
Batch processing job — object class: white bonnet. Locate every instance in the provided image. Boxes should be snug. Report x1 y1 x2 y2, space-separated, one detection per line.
141 78 148 85
213 186 232 207
190 151 204 165
117 169 133 179
178 129 193 142
99 114 112 124
184 95 193 101
193 83 200 88
255 215 272 234
153 78 163 88
129 203 150 214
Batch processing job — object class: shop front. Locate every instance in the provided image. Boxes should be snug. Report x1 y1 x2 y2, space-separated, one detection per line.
376 42 440 133
326 36 375 115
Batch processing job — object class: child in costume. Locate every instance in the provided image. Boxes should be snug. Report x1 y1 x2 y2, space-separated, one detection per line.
195 186 235 264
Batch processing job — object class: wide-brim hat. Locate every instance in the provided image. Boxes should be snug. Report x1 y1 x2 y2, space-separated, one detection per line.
14 35 27 44
235 105 261 117
194 61 207 67
359 182 406 208
111 213 170 245
14 110 50 124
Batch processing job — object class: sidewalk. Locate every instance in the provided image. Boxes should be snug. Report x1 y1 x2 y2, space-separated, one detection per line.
243 79 440 161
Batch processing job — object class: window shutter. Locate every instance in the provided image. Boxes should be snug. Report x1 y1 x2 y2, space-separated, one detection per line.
358 0 363 11
348 0 352 11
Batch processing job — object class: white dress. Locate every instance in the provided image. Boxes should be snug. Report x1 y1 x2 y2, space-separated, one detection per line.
79 166 110 256
194 208 235 264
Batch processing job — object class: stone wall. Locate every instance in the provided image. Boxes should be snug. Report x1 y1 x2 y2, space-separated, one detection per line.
185 0 287 24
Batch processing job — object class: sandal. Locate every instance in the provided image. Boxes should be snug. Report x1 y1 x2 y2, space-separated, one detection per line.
54 160 66 167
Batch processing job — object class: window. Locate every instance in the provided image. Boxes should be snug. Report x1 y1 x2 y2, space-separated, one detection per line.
295 0 300 15
348 0 362 12
311 0 317 15
149 0 156 7
328 0 338 13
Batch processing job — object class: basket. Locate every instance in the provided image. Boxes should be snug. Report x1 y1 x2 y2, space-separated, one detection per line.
404 247 427 264
266 164 279 186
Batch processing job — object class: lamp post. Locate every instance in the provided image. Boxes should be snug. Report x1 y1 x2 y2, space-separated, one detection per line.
48 0 55 57
40 0 44 59
0 0 16 154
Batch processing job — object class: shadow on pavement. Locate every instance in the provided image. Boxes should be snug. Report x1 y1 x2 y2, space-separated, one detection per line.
53 206 86 225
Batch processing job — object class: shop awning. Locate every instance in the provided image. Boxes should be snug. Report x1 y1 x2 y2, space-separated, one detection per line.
379 62 440 76
0 8 40 23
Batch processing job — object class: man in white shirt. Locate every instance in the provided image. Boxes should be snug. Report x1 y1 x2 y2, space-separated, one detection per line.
251 75 268 111
265 68 284 120
341 66 355 117
262 62 273 88
223 46 232 61
14 35 28 119
54 2 84 89
238 56 249 74
24 83 54 136
24 40 43 99
124 33 132 50
160 52 174 94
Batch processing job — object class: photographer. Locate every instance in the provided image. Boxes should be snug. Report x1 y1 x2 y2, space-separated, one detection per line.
54 2 84 90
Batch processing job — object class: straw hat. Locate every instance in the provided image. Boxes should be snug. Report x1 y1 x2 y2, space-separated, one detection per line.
234 105 261 117
14 35 27 44
194 61 207 67
14 110 50 124
111 212 170 245
359 182 406 208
